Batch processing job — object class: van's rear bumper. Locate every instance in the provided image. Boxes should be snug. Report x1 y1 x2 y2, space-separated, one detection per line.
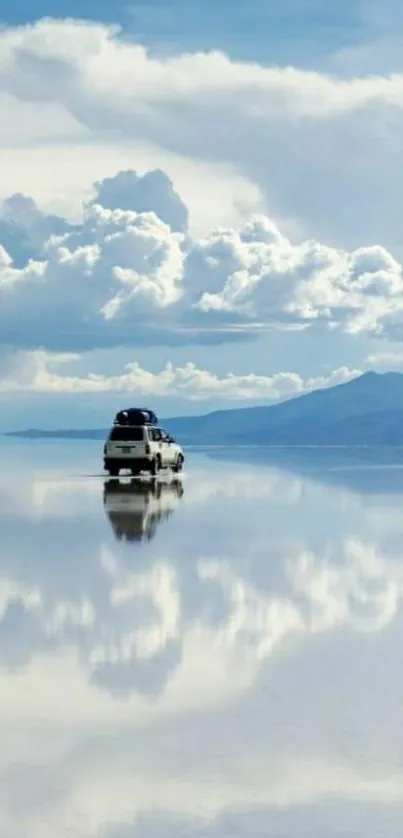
104 457 152 471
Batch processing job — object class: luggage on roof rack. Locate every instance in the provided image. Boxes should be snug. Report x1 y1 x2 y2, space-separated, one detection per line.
114 408 159 426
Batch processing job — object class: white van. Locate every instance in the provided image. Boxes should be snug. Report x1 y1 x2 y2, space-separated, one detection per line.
103 423 184 476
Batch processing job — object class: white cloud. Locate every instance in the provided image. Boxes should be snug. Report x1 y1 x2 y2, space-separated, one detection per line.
3 18 403 253
4 20 403 370
0 194 188 350
0 140 265 239
2 169 403 352
365 348 403 370
1 18 398 118
191 220 403 336
90 169 188 233
0 350 360 401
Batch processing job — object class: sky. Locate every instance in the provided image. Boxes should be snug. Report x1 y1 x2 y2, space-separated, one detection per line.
2 0 403 427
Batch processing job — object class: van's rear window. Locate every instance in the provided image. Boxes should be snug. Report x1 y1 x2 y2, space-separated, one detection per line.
109 427 144 441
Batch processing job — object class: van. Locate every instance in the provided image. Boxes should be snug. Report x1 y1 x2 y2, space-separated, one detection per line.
103 423 184 476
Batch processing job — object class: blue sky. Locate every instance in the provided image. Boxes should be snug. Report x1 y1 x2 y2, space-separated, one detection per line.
1 0 363 65
1 0 403 426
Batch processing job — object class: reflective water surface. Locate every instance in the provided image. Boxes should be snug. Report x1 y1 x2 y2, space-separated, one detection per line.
1 440 403 837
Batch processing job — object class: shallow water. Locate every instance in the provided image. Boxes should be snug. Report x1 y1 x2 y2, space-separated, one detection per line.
1 440 403 837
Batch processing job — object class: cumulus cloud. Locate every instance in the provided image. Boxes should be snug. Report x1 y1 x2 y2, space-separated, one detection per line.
0 351 360 401
0 193 73 266
3 17 403 253
0 193 187 350
90 169 189 233
2 167 403 352
191 219 403 336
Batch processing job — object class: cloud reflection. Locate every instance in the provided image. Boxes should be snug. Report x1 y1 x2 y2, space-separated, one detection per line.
0 532 402 699
1 447 403 836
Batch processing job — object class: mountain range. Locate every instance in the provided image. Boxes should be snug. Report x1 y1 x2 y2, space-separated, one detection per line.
5 371 403 446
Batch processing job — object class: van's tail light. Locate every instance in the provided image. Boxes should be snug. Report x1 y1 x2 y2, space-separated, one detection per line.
145 443 151 455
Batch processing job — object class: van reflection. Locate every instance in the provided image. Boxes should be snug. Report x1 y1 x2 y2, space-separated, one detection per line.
103 476 184 543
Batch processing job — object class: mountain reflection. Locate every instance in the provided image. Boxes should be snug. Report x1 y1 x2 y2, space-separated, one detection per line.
204 445 403 496
103 476 184 543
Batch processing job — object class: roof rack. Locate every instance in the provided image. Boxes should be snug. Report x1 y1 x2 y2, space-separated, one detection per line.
112 419 157 427
113 407 159 427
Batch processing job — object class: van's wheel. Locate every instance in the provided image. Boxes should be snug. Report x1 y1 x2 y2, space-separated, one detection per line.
108 466 119 477
131 466 140 476
150 455 161 476
173 454 184 473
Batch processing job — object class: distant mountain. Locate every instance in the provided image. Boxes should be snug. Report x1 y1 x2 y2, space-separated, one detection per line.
166 371 403 445
6 371 403 446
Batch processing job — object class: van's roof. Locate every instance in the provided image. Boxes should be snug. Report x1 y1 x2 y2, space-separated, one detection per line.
109 423 162 432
